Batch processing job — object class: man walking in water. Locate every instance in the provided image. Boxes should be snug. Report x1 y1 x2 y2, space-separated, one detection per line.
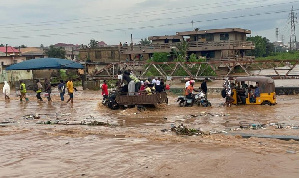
19 80 28 102
44 78 52 102
36 79 43 101
66 78 74 104
58 80 65 101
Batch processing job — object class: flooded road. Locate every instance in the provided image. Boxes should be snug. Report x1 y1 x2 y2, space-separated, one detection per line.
0 89 298 177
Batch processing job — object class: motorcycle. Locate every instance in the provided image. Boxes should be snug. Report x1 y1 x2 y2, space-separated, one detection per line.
177 95 194 107
102 90 119 110
194 91 211 107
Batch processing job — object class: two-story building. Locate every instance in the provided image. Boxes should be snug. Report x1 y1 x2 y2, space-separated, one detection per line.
176 28 254 60
120 28 255 61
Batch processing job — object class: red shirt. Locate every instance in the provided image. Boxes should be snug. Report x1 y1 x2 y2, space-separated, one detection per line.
102 83 108 96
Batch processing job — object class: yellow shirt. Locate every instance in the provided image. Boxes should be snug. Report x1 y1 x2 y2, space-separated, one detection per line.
67 81 74 93
145 87 152 95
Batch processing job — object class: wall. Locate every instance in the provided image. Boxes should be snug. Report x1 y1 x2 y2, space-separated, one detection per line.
0 70 33 84
79 47 123 63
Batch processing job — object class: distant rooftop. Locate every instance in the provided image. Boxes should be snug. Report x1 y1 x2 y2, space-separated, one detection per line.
176 28 251 36
0 46 20 53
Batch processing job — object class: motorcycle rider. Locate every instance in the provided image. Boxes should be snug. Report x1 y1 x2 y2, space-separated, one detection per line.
185 81 198 102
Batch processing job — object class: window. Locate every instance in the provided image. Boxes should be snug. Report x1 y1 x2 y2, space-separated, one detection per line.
110 51 115 59
95 51 102 59
206 34 214 41
220 33 229 41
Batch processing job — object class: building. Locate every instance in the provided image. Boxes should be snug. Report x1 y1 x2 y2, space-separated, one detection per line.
120 28 255 61
53 43 80 60
19 47 46 60
176 28 254 60
0 46 21 56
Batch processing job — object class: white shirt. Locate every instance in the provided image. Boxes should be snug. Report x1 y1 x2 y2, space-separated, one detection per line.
118 74 123 80
152 79 156 84
156 80 161 86
185 81 190 88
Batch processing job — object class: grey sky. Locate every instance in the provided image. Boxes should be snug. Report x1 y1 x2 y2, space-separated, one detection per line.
0 0 298 47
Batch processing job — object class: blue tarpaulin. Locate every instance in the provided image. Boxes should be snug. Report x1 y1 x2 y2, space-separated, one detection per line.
6 58 84 70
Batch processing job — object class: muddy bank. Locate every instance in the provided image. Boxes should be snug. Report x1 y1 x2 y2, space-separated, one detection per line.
0 90 298 177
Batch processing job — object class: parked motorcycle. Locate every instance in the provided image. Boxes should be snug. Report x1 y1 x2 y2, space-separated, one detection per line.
194 91 211 107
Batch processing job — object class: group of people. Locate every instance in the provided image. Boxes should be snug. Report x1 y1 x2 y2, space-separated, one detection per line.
2 78 75 103
223 79 261 106
101 70 169 99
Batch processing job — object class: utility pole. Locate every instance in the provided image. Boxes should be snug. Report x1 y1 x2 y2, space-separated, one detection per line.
289 6 297 51
276 28 279 41
275 28 279 53
191 20 194 30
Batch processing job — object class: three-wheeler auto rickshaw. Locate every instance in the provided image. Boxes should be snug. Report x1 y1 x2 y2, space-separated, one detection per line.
232 76 277 105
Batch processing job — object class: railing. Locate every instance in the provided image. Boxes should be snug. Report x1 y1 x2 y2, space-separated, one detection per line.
120 40 254 53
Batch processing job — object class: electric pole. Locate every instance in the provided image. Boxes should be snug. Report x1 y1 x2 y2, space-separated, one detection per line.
191 20 194 30
289 6 297 51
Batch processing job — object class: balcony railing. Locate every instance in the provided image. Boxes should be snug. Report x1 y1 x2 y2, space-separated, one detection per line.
120 40 254 54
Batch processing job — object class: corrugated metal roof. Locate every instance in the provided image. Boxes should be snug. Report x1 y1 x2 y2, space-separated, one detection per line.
0 46 20 53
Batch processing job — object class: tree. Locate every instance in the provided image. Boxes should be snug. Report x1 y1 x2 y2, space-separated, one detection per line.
140 38 151 45
246 36 274 57
45 45 66 58
0 44 4 47
175 41 189 60
20 44 27 48
88 39 98 49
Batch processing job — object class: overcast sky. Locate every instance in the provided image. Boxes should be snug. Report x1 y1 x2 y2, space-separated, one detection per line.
0 0 298 47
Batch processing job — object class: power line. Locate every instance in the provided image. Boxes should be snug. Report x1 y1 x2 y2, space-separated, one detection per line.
4 0 297 35
0 0 283 30
0 8 297 41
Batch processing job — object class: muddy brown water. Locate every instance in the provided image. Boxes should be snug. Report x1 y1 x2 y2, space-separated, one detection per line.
0 90 298 177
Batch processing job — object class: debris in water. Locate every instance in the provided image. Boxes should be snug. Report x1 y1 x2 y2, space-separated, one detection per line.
171 123 204 136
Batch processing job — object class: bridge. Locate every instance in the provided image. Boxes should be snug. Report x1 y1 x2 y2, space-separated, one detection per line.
85 60 298 80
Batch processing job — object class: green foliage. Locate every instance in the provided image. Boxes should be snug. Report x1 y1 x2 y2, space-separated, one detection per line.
246 36 275 57
88 39 98 49
0 44 4 47
45 45 66 58
144 52 216 77
151 52 169 62
255 51 299 61
140 38 151 45
59 69 68 81
175 41 189 59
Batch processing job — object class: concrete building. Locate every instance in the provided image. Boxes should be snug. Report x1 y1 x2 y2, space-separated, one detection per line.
53 43 80 60
20 47 46 60
120 28 255 61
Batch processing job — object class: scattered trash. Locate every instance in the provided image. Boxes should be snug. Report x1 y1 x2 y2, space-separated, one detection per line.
286 150 296 154
171 123 204 136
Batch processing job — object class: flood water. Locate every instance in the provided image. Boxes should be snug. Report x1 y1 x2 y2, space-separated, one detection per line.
0 89 298 177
